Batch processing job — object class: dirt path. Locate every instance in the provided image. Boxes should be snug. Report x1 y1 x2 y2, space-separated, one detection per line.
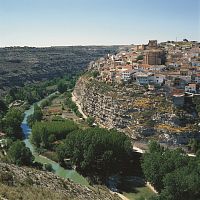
72 93 88 119
146 182 158 194
116 193 130 200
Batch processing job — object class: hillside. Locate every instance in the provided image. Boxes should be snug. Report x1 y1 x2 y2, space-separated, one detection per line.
0 162 121 200
73 72 200 147
0 46 120 95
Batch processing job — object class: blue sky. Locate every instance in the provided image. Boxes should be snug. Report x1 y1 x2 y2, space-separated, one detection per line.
0 0 199 47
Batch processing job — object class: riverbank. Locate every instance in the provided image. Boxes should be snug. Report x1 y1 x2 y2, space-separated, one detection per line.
22 92 156 200
21 94 90 186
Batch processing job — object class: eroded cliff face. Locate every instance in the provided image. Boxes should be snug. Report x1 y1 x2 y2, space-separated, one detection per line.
0 162 121 200
73 75 200 145
73 76 131 131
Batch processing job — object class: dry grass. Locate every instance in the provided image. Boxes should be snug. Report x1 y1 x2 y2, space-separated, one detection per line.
0 184 68 200
156 123 192 133
132 98 152 109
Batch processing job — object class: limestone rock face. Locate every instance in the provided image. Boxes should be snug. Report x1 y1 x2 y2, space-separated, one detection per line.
74 75 200 145
74 77 130 130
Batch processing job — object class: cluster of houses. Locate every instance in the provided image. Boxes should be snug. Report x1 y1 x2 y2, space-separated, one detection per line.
91 40 200 97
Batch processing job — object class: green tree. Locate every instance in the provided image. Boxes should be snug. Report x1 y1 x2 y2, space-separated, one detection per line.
57 128 132 181
7 140 34 166
136 55 143 61
142 142 188 192
3 108 24 139
57 80 68 93
86 116 95 126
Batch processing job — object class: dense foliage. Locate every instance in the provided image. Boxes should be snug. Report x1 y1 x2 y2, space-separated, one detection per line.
5 76 76 105
0 99 8 114
57 80 69 93
27 105 43 127
5 80 56 104
7 140 33 166
57 128 132 181
0 46 119 97
2 108 24 139
142 141 200 200
31 120 78 149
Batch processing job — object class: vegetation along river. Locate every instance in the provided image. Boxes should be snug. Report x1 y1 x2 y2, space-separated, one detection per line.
20 93 154 200
20 94 89 186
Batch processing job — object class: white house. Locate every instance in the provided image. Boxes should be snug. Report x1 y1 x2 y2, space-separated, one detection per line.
121 69 134 82
135 72 151 84
185 83 197 93
192 62 200 67
194 74 200 83
151 74 165 85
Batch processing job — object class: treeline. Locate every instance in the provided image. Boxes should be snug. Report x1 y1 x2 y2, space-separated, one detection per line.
0 106 34 167
27 105 43 127
5 75 78 104
142 141 200 200
57 128 132 183
31 120 78 150
5 80 57 104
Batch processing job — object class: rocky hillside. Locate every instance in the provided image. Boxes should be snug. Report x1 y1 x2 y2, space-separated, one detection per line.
0 46 119 95
0 162 121 200
73 73 200 146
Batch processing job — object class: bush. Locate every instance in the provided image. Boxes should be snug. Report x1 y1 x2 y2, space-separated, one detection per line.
86 116 95 126
7 140 34 166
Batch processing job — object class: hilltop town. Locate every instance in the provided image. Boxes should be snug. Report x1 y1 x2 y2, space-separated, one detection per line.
92 40 200 94
73 40 200 149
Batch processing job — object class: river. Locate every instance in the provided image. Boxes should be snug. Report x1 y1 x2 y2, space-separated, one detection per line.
20 95 89 186
20 94 154 200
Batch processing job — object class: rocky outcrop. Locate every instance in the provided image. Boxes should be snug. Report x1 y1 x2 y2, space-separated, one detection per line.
0 162 121 200
73 77 131 130
73 75 200 145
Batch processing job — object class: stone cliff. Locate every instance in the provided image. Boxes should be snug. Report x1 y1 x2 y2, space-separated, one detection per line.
73 74 200 145
73 76 131 131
